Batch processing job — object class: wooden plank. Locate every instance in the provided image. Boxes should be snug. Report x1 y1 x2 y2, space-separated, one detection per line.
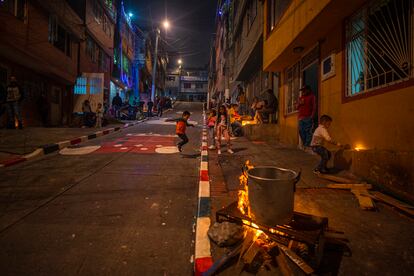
278 244 314 275
203 243 243 276
369 192 414 216
315 173 355 184
351 189 376 210
275 249 294 276
327 183 372 190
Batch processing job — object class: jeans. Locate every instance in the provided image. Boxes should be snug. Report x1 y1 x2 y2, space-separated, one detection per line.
6 101 22 128
312 146 331 172
157 106 163 117
238 103 246 115
299 117 313 147
208 127 215 146
177 133 189 148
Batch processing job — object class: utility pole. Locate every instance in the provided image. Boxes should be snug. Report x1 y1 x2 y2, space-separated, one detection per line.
151 28 160 102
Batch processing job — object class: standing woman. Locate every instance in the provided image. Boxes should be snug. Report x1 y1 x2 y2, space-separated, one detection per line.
216 105 234 155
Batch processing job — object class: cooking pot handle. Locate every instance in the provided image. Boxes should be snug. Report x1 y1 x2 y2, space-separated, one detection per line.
293 170 301 192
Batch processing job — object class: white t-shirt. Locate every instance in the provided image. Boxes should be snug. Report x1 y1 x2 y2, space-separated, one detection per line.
311 125 334 146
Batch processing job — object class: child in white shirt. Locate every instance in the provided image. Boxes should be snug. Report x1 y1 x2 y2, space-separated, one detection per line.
95 103 103 128
311 115 342 173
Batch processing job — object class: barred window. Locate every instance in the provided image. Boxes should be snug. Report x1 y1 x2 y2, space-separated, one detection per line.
345 0 413 96
285 62 300 114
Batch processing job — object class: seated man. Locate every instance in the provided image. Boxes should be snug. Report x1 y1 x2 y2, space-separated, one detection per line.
228 104 243 137
257 89 278 123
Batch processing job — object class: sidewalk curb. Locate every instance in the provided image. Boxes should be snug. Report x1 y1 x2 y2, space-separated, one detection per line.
194 110 213 275
0 119 148 168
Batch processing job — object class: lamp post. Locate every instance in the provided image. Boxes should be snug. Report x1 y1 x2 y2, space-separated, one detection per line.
151 20 169 102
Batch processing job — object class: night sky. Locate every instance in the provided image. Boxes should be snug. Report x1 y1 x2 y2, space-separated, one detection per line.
125 0 218 68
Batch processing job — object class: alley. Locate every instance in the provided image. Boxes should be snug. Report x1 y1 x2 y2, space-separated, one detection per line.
0 102 202 275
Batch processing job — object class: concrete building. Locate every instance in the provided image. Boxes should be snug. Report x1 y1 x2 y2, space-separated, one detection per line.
0 0 83 126
231 0 277 110
69 0 115 114
179 68 208 102
263 0 414 202
165 68 180 99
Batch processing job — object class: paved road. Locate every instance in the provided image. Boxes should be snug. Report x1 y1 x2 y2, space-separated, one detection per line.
0 102 203 275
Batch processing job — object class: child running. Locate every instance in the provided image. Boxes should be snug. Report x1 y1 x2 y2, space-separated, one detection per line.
171 111 194 152
311 115 343 174
207 109 217 150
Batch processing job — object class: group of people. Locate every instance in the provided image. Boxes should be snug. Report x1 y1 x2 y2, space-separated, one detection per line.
0 76 24 129
206 104 246 155
81 100 103 128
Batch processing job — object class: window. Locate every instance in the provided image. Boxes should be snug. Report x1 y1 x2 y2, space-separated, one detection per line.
345 0 413 97
196 83 203 89
285 62 300 114
48 16 71 57
268 0 291 33
0 0 26 19
86 35 96 62
74 77 87 95
247 0 257 30
98 49 109 72
167 76 176 81
184 83 191 89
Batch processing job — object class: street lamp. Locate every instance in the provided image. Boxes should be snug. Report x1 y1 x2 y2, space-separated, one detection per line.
178 59 182 65
151 20 169 102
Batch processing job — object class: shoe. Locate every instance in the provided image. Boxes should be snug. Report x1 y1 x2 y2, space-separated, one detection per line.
177 145 182 152
217 149 221 155
313 169 320 174
227 149 234 154
208 145 216 150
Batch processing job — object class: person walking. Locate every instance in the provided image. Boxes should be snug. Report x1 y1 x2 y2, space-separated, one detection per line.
147 99 154 117
157 96 166 117
112 93 122 119
216 105 233 155
5 76 24 129
297 85 316 149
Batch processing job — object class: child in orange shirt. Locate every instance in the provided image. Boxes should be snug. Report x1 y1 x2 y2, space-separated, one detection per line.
174 111 194 152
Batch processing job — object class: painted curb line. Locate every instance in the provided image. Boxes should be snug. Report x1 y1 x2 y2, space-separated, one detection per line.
194 110 213 275
0 119 148 168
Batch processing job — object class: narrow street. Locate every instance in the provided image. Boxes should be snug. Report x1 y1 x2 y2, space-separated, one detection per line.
0 102 202 275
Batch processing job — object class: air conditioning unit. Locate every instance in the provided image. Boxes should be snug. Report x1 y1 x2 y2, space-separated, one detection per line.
321 53 336 81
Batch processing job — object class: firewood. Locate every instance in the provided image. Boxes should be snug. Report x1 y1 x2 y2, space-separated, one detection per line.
327 183 372 190
268 246 293 276
315 173 355 184
277 244 314 275
202 243 242 276
351 189 376 210
365 192 414 216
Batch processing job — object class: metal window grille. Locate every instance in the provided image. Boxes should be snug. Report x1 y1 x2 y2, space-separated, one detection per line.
346 0 413 96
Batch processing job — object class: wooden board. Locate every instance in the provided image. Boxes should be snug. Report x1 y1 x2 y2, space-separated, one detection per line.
327 183 372 190
351 189 376 210
278 244 314 275
315 173 355 184
369 192 414 216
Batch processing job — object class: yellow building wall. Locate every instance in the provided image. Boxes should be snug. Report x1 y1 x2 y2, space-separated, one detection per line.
276 21 414 152
320 24 414 152
263 0 331 70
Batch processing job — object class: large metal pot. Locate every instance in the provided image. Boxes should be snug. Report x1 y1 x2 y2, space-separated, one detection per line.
247 166 301 226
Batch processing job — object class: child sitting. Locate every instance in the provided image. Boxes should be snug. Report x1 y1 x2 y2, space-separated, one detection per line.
207 109 217 150
311 115 342 174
